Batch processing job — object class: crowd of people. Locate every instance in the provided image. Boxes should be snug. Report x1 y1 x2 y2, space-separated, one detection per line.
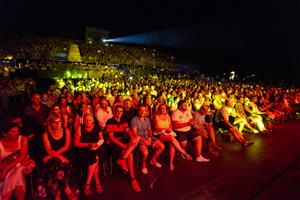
0 73 299 199
0 32 300 200
0 33 196 73
0 77 36 114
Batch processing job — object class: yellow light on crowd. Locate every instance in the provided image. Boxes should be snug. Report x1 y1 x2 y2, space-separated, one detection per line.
4 55 13 60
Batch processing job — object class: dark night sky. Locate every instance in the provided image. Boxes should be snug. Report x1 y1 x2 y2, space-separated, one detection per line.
1 0 300 83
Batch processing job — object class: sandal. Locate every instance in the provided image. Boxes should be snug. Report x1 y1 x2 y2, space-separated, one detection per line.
95 183 103 193
182 152 193 160
84 184 92 196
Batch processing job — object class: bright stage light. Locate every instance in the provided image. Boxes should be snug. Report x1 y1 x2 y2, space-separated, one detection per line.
99 27 197 48
102 38 115 43
229 71 236 80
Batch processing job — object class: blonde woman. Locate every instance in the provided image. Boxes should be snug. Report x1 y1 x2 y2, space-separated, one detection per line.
74 113 104 196
154 104 192 171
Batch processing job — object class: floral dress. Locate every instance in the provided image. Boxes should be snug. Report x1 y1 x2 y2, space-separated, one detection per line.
40 130 78 198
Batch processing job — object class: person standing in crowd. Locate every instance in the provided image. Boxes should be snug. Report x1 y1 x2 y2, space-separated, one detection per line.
22 92 50 163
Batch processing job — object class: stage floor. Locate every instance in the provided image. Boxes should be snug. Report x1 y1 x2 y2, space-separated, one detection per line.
84 119 300 200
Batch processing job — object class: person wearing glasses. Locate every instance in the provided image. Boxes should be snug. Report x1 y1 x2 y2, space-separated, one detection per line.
42 112 78 200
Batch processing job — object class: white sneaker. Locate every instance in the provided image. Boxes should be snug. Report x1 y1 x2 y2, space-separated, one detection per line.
196 156 210 162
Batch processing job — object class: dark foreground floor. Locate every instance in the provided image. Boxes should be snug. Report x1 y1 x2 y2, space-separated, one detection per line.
76 119 300 200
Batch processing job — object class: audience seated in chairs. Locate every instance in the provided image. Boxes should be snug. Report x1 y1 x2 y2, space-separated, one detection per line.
123 99 137 124
154 104 192 171
233 97 260 134
171 100 209 162
215 98 254 148
105 105 141 192
1 52 300 197
95 96 113 130
131 104 165 175
73 103 93 130
244 96 270 133
193 105 222 157
42 112 79 200
74 113 104 197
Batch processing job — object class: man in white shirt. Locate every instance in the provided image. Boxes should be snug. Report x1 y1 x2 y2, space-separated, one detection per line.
95 96 113 129
172 100 209 162
193 105 222 156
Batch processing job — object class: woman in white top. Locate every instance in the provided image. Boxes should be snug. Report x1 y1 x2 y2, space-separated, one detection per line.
0 122 35 200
